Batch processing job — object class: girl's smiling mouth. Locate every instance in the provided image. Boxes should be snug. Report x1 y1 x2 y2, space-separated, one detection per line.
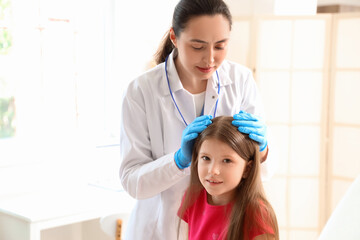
206 179 223 185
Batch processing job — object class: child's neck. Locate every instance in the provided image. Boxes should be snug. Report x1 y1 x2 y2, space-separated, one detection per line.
206 192 234 206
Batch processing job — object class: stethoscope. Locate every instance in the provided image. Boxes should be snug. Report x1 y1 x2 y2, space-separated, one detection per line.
165 55 220 126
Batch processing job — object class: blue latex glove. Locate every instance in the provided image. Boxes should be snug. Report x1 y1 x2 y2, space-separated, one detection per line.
232 110 268 152
175 115 213 169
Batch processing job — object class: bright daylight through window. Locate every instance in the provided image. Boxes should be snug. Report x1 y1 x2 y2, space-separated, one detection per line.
0 0 116 166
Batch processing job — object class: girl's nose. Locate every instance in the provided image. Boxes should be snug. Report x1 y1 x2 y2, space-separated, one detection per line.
208 162 220 175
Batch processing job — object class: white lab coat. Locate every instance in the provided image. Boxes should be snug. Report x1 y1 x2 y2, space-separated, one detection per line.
120 50 274 240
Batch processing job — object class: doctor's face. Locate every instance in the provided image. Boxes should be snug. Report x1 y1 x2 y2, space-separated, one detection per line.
171 14 230 83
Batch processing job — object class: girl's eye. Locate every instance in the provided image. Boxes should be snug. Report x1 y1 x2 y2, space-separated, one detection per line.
223 159 232 163
201 156 210 161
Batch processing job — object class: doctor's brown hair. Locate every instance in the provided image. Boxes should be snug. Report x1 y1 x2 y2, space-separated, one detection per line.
155 0 232 64
178 116 279 240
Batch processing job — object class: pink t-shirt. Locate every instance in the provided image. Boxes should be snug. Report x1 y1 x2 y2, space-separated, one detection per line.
179 189 274 240
181 189 232 240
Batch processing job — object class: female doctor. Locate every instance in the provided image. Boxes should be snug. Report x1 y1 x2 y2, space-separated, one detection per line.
120 0 273 239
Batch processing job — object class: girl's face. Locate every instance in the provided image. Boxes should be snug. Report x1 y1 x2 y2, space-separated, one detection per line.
197 137 248 206
170 14 230 85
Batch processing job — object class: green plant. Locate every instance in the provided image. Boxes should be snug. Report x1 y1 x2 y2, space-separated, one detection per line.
0 0 12 54
0 28 12 54
0 0 11 20
0 96 15 138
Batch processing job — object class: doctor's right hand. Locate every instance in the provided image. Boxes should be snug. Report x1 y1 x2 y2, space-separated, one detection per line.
174 115 213 169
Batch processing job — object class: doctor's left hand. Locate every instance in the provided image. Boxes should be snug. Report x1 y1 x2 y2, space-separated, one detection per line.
174 115 213 169
232 110 268 152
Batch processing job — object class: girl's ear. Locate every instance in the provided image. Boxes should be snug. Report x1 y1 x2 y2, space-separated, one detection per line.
242 161 253 179
169 28 177 48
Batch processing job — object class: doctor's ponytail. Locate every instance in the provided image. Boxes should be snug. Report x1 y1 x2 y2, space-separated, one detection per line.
154 0 232 65
155 31 174 65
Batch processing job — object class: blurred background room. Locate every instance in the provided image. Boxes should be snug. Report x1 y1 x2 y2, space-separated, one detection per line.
0 0 359 239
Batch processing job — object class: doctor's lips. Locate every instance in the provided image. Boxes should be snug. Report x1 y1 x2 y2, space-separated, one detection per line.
197 66 214 73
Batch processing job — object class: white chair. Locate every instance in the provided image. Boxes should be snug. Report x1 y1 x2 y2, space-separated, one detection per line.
318 175 360 240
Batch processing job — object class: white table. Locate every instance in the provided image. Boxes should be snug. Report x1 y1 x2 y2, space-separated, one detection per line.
0 185 135 240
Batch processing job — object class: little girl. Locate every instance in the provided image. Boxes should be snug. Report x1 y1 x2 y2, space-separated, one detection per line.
178 116 279 240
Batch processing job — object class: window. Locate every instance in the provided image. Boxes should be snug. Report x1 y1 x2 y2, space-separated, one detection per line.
0 0 178 169
0 0 14 139
0 0 114 166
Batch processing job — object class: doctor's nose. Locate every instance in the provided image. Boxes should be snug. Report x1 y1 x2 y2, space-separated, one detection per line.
203 48 215 65
208 162 220 175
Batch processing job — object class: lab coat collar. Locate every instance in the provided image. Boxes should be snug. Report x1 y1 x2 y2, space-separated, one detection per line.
216 61 233 87
160 49 183 96
203 62 232 116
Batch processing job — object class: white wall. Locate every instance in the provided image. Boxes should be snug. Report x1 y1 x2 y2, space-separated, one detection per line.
317 0 360 6
225 0 318 15
225 0 276 16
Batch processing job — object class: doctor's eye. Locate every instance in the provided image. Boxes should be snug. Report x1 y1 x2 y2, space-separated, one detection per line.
215 43 226 50
192 46 204 50
191 43 204 50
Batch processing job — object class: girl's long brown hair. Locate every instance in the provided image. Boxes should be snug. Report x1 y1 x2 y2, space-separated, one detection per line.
178 116 279 240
